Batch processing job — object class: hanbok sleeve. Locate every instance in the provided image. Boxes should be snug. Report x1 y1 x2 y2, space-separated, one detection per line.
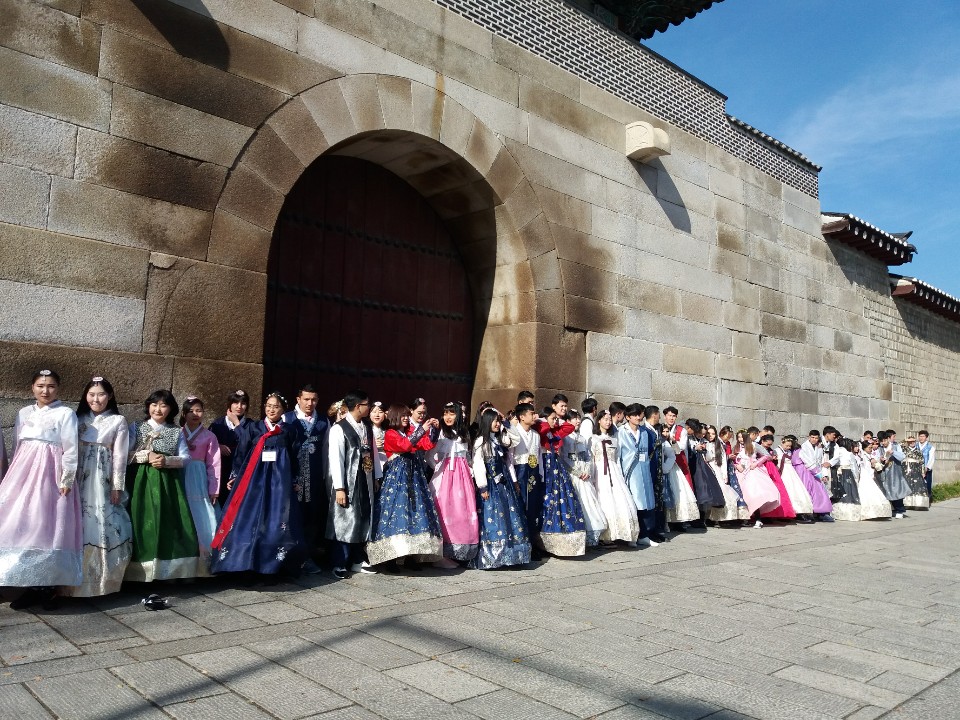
384 430 414 455
59 410 79 489
163 430 189 469
473 442 488 489
927 446 936 470
205 433 222 496
129 422 148 464
112 419 130 491
890 443 905 462
328 424 347 491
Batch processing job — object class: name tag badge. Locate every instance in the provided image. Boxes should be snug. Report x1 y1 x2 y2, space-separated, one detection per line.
638 453 647 462
262 450 277 463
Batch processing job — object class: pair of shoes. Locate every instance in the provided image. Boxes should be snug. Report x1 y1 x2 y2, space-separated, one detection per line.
302 559 323 575
10 588 40 611
649 533 668 543
797 516 815 524
331 567 349 580
753 520 763 529
350 561 377 575
636 537 659 547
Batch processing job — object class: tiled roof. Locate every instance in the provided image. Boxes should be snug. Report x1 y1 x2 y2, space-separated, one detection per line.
890 275 960 323
728 116 822 171
821 212 916 266
595 0 724 40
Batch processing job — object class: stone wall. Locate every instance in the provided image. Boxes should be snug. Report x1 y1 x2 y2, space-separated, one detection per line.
1 0 958 482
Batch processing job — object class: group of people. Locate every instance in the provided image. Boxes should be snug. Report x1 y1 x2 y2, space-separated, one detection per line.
0 371 938 610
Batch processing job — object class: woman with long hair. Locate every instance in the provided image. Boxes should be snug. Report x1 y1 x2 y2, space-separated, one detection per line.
704 425 748 523
734 435 781 528
66 376 133 598
208 390 252 506
590 410 639 544
179 396 221 564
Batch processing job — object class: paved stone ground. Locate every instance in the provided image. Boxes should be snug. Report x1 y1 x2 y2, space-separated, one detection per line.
3 500 960 720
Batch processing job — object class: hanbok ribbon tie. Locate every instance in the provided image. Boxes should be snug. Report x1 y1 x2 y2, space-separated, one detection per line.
212 424 282 550
601 439 612 482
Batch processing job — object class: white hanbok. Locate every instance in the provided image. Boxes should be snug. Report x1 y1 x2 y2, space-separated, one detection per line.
564 434 606 546
705 443 749 521
855 453 893 520
774 448 814 515
589 434 639 542
664 442 699 523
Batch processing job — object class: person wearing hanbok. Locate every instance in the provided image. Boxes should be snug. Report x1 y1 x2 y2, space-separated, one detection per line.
664 423 699 527
209 390 253 506
704 426 748 523
126 390 206 581
211 392 307 577
367 404 443 567
755 435 797 521
901 437 930 509
772 437 814 523
829 438 864 521
564 411 606 547
428 402 480 565
179 397 221 565
852 442 892 520
685 419 726 524
369 401 388 471
0 370 81 610
663 407 694 491
619 404 660 547
734 440 781 527
718 427 750 520
875 431 910 518
66 377 133 598
785 435 833 521
470 407 532 569
643 406 672 541
537 396 586 556
915 431 936 497
589 410 639 544
579 398 598 441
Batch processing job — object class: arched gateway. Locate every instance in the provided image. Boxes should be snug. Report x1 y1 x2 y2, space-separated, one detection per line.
211 73 571 412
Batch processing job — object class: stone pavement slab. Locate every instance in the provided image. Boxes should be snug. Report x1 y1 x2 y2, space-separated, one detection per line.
3 499 960 720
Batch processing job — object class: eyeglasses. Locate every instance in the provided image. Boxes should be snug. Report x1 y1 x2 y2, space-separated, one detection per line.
358 402 370 407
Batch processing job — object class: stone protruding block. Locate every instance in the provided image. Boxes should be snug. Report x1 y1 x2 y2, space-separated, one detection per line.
626 121 670 163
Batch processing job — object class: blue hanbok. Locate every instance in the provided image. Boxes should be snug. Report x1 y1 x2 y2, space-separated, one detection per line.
210 420 306 575
618 425 656 510
538 422 586 557
367 427 443 566
470 437 531 569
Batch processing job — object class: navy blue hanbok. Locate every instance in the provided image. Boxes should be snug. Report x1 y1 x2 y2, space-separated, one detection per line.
470 437 531 569
538 422 586 557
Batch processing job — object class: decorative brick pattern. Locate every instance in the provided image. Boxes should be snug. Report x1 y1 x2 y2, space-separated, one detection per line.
433 0 820 196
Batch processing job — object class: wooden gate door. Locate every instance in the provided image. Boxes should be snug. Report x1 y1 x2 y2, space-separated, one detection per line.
263 155 475 413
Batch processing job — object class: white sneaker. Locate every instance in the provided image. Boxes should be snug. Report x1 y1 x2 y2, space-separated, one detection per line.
637 537 659 547
350 561 377 574
754 520 763 529
894 513 905 519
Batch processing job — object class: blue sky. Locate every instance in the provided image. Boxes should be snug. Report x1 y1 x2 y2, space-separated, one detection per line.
645 0 959 296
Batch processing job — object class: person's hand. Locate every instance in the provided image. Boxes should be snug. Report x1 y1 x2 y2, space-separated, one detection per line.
580 473 590 480
59 486 71 496
481 490 490 500
227 478 235 490
110 489 121 505
427 418 440 429
209 494 218 504
149 452 166 468
219 444 232 457
336 489 349 507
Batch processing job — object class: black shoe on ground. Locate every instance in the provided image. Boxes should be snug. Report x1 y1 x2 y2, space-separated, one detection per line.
331 568 349 580
10 588 39 611
649 533 668 543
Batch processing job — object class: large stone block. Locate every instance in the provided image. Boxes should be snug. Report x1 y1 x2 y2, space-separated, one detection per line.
506 140 605 206
0 222 147 298
651 370 718 406
486 291 536 327
0 339 173 403
663 346 715 377
238 123 305 196
533 184 592 235
559 259 617 303
680 292 722 322
627 310 729 354
98 29 284 129
475 322 537 391
552 225 615 274
0 278 144 351
761 313 807 343
439 35 519 107
588 361 651 399
520 77 621 152
0 100 76 177
534 323 586 393
206 210 272 273
165 0 298 50
731 332 761 360
48 177 212 259
143 255 266 363
617 277 681 317
75 129 228 211
0 0 100 74
110 85 253 167
0 161 49 228
722 302 760 334
301 79 358 148
216 163 285 231
172 356 264 413
492 33 577 99
587 332 663 369
720 379 784 411
565 294 624 335
0 45 110 130
717 354 766 384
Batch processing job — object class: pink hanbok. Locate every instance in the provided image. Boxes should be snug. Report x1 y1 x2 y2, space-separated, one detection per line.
0 401 82 586
428 435 479 561
734 449 780 516
183 425 221 559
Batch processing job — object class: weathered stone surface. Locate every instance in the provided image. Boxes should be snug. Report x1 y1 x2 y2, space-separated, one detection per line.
237 123 305 196
206 210 272 273
144 255 266 363
266 97 330 168
0 103 76 176
29 669 167 719
216 163 285 231
520 76 621 151
0 0 100 74
0 222 147 298
761 313 808 343
663 346 716 377
0 161 50 228
0 278 144 351
172 357 263 414
75 129 228 211
48 178 213 259
301 79 359 148
717 354 766 384
0 45 110 130
617 277 681 318
566 294 624 334
110 85 253 167
98 28 284 129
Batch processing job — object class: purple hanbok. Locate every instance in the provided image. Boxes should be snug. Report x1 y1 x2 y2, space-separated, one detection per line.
789 451 833 514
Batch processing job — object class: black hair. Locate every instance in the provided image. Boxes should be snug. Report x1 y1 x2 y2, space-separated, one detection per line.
609 401 626 415
581 397 598 415
863 430 874 437
594 409 614 436
226 389 250 409
839 437 857 452
263 392 288 411
179 396 205 427
551 394 569 405
514 402 536 418
31 369 61 385
758 433 774 444
686 418 702 433
823 425 839 436
747 426 760 435
918 429 930 437
297 384 319 397
476 407 504 458
663 406 679 416
884 428 897 436
762 425 776 434
77 376 120 416
440 401 468 442
343 389 369 411
644 405 660 420
517 390 535 403
567 409 581 422
542 405 555 419
706 425 724 466
877 430 890 442
143 389 178 422
624 403 644 417
808 429 821 437
409 396 427 411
